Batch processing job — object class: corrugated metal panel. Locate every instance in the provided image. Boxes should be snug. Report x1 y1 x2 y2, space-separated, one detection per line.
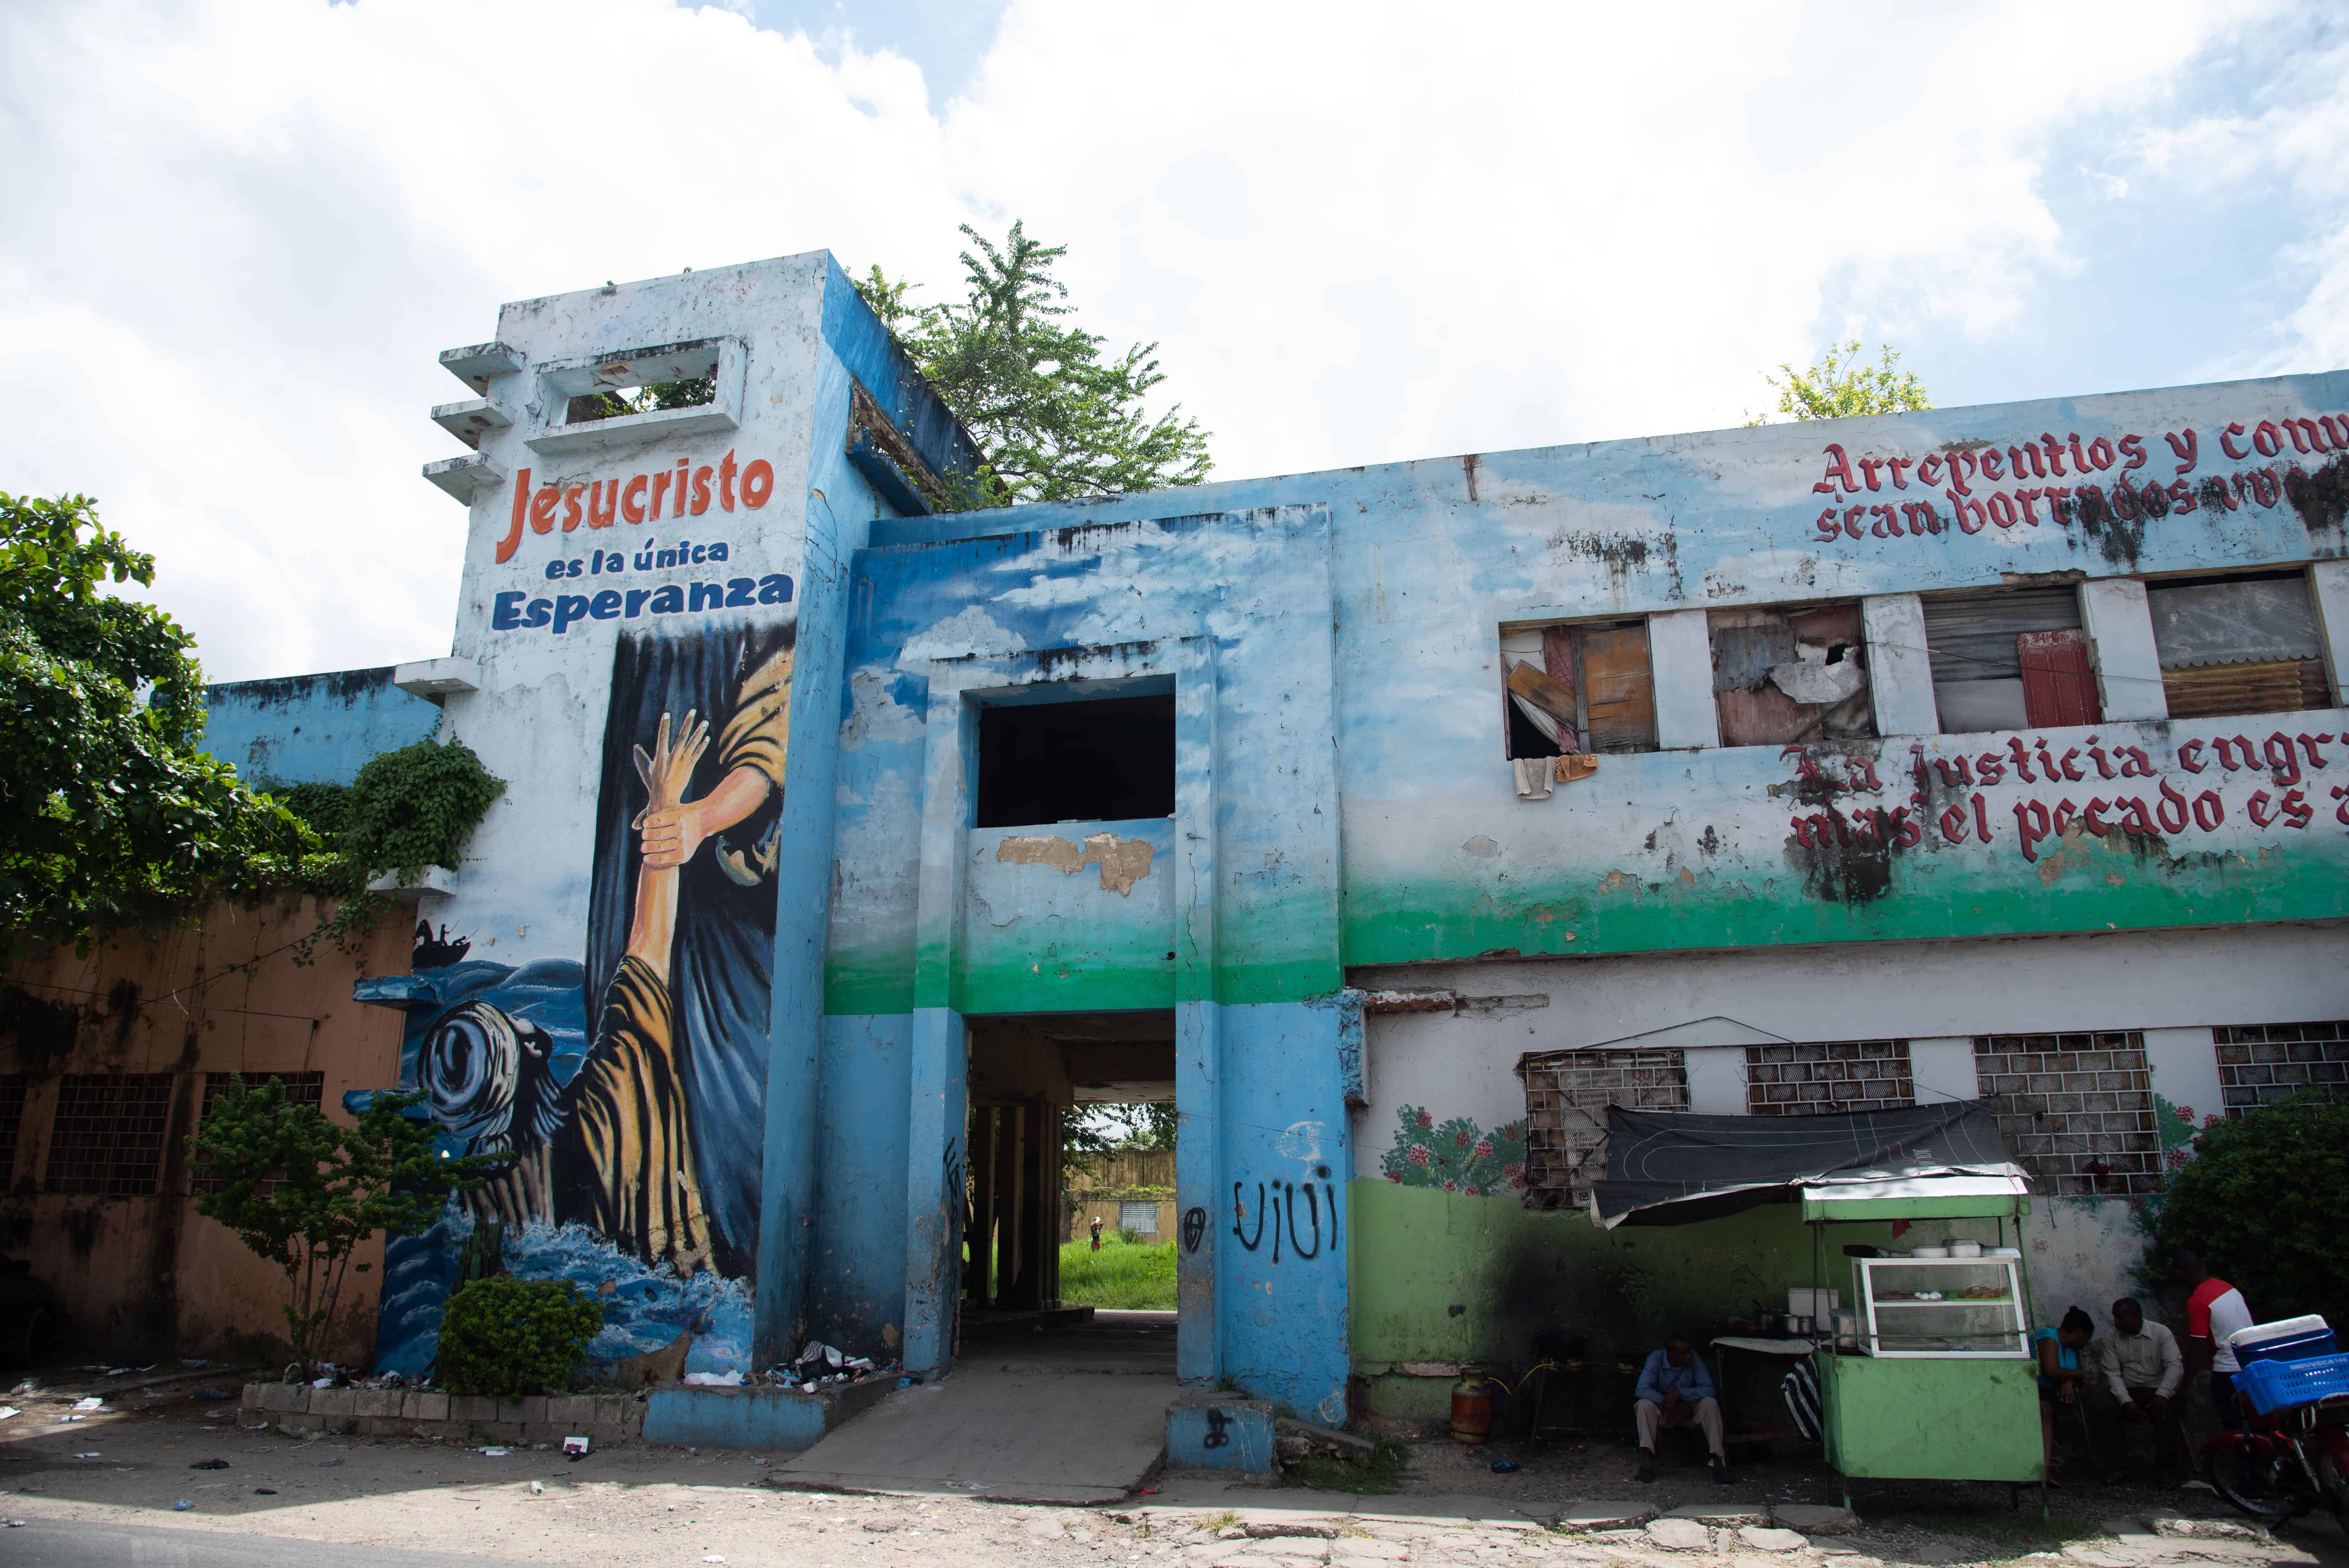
1922 589 2081 684
2148 578 2320 668
1711 620 1793 692
2162 659 2330 720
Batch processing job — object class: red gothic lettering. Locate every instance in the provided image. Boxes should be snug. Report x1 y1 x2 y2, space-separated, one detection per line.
1980 449 2006 481
2087 437 2116 470
2017 488 2045 525
2252 421 2282 457
1845 506 1868 539
2014 800 2051 862
1870 504 1898 537
2116 797 2157 835
1972 794 1992 843
2246 791 2275 828
1900 500 1941 534
1916 453 1945 486
2281 418 2330 454
1939 803 1970 843
2220 422 2251 460
2115 746 2154 778
1888 457 1912 489
2265 734 2303 786
1948 490 1989 533
2081 798 2112 834
2299 733 2335 770
2053 798 2078 835
2281 788 2313 829
2335 785 2349 825
2157 780 2191 833
1815 507 1843 542
2007 737 2038 783
2118 435 2147 469
2192 791 2225 832
1943 450 1978 495
2057 748 2084 781
2167 479 2197 513
2242 468 2281 508
2040 434 2070 476
1814 444 1859 494
2165 429 2197 474
1975 752 2007 784
2084 736 2116 779
1893 807 1923 847
2177 739 2207 773
2212 736 2259 771
1934 755 1973 787
1859 457 1886 491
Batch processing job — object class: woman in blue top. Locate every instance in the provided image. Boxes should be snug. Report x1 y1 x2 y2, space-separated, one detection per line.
2035 1306 2096 1482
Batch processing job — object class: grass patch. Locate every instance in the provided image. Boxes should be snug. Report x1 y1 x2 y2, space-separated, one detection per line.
1285 1439 1412 1495
1057 1233 1175 1310
1867 1508 2107 1548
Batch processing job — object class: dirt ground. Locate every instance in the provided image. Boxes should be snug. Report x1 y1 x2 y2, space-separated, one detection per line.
2 1368 2344 1568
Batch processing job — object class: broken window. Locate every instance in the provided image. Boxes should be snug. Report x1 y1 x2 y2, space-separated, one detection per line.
2148 571 2332 720
1515 1047 1688 1210
1498 620 1657 758
1922 587 2099 733
43 1073 175 1197
974 693 1176 828
1707 604 1875 747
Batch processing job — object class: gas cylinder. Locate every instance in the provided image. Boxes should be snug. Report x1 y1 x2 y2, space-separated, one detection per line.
1449 1363 1496 1444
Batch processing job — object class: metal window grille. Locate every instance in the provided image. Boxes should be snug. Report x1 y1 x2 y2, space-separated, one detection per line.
0 1075 27 1185
191 1072 325 1195
1117 1199 1159 1236
1745 1040 1916 1115
1971 1033 2158 1197
1517 1047 1689 1211
2212 1022 2349 1115
44 1073 177 1197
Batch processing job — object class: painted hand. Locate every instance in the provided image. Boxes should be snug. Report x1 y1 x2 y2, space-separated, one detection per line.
631 709 710 846
638 800 710 869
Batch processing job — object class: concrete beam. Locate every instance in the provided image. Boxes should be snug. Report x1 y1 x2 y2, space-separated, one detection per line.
1647 608 1720 751
2080 579 2168 723
1862 593 1938 737
2310 561 2349 707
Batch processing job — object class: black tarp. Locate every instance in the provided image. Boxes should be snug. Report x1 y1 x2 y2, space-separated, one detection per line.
1590 1100 2025 1227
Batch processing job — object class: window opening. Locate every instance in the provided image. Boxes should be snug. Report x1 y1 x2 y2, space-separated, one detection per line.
44 1073 175 1197
2212 1022 2349 1116
190 1071 325 1195
1972 1033 2158 1196
2147 571 2331 720
1117 1199 1161 1237
974 693 1175 829
1746 1041 1915 1115
0 1075 26 1184
1921 587 2098 733
566 376 716 425
1499 620 1657 758
1516 1047 1688 1210
1708 603 1875 747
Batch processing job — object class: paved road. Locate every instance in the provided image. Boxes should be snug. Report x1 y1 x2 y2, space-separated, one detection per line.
1 1517 570 1567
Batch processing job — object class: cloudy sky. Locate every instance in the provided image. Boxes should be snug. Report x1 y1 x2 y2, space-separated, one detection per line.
4 0 2346 682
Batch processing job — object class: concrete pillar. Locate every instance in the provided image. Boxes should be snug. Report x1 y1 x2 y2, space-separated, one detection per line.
1862 593 1939 737
1173 641 1221 1388
2079 579 2168 723
1647 608 1721 750
2310 561 2349 706
752 488 861 1366
2141 1026 2222 1130
1908 1037 1981 1107
1683 1046 1747 1114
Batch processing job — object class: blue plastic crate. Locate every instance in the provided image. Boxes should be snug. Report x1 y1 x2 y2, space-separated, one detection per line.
2235 1352 2349 1416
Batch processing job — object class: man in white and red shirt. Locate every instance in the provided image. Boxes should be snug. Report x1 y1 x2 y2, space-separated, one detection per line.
2177 1248 2255 1433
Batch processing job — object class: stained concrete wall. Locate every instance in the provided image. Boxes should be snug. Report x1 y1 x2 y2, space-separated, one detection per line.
2 898 415 1362
202 667 442 786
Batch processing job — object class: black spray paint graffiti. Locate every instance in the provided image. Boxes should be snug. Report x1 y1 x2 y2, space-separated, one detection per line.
943 1140 965 1250
1203 1408 1231 1449
1181 1206 1207 1254
1230 1178 1339 1264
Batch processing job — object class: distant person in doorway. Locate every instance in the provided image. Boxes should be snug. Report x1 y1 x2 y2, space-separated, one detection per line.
2089 1296 2188 1486
1634 1333 1729 1484
2034 1306 2096 1481
2176 1248 2255 1491
1089 1215 1104 1252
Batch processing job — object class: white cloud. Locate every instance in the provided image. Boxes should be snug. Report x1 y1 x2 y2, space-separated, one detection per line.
0 0 2333 682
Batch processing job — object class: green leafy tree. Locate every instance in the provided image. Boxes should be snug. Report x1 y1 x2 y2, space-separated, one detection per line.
1062 1103 1178 1173
191 1076 500 1376
0 493 315 956
435 1276 606 1399
2150 1094 2349 1323
857 223 1214 509
1745 340 1932 425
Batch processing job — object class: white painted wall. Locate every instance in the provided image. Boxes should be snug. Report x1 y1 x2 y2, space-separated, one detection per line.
1647 608 1720 751
2079 578 2168 724
1862 593 1938 737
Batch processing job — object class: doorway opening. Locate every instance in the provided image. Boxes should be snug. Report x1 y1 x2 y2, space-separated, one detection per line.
962 1011 1177 1373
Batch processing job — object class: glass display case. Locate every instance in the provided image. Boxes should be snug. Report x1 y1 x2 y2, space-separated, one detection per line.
1853 1256 2029 1359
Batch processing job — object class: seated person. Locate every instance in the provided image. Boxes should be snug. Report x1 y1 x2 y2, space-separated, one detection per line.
2088 1296 2188 1485
2034 1306 2096 1481
1634 1333 1729 1484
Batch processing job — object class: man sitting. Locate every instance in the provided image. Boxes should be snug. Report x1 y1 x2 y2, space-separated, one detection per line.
2090 1296 2188 1485
1635 1333 1730 1484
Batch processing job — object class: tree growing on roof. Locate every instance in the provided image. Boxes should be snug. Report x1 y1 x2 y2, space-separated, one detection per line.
1744 340 1932 425
0 492 315 957
856 223 1214 509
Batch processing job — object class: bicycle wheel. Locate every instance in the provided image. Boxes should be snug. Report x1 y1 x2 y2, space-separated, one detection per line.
2206 1443 2311 1524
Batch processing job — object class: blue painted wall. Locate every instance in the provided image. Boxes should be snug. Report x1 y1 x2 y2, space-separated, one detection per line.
201 667 442 785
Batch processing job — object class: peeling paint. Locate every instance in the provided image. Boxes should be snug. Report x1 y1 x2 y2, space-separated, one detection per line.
995 830 1157 896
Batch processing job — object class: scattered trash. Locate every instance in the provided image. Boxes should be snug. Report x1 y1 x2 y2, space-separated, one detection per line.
310 1377 335 1390
703 1557 725 1564
71 1453 102 1460
134 1364 157 1373
1490 1458 1519 1473
255 1488 277 1495
529 1480 544 1495
479 1447 511 1457
683 1370 744 1387
173 1499 193 1512
101 1367 128 1377
190 1459 230 1470
562 1436 590 1456
55 1415 87 1424
4 1518 23 1526
0 1410 18 1422
243 1423 270 1431
71 1397 104 1412
317 1458 342 1467
180 1358 209 1368
197 1388 233 1402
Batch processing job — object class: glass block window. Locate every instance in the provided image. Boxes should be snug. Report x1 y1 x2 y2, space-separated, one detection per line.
190 1072 326 1194
1117 1199 1160 1237
2213 1022 2349 1114
1745 1041 1916 1115
1971 1033 2159 1196
1517 1048 1689 1211
44 1073 176 1197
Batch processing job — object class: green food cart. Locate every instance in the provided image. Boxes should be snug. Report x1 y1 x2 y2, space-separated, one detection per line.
1800 1174 2044 1500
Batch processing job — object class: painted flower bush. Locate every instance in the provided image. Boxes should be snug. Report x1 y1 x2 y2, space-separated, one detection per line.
1380 1105 1528 1196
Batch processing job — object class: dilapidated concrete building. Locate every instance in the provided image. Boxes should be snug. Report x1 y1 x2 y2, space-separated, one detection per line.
15 250 2346 1466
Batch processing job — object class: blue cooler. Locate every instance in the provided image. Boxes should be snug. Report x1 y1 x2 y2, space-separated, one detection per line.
2231 1315 2338 1366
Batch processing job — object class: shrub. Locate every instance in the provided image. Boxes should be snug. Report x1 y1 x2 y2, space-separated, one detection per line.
2151 1094 2349 1322
435 1276 605 1398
